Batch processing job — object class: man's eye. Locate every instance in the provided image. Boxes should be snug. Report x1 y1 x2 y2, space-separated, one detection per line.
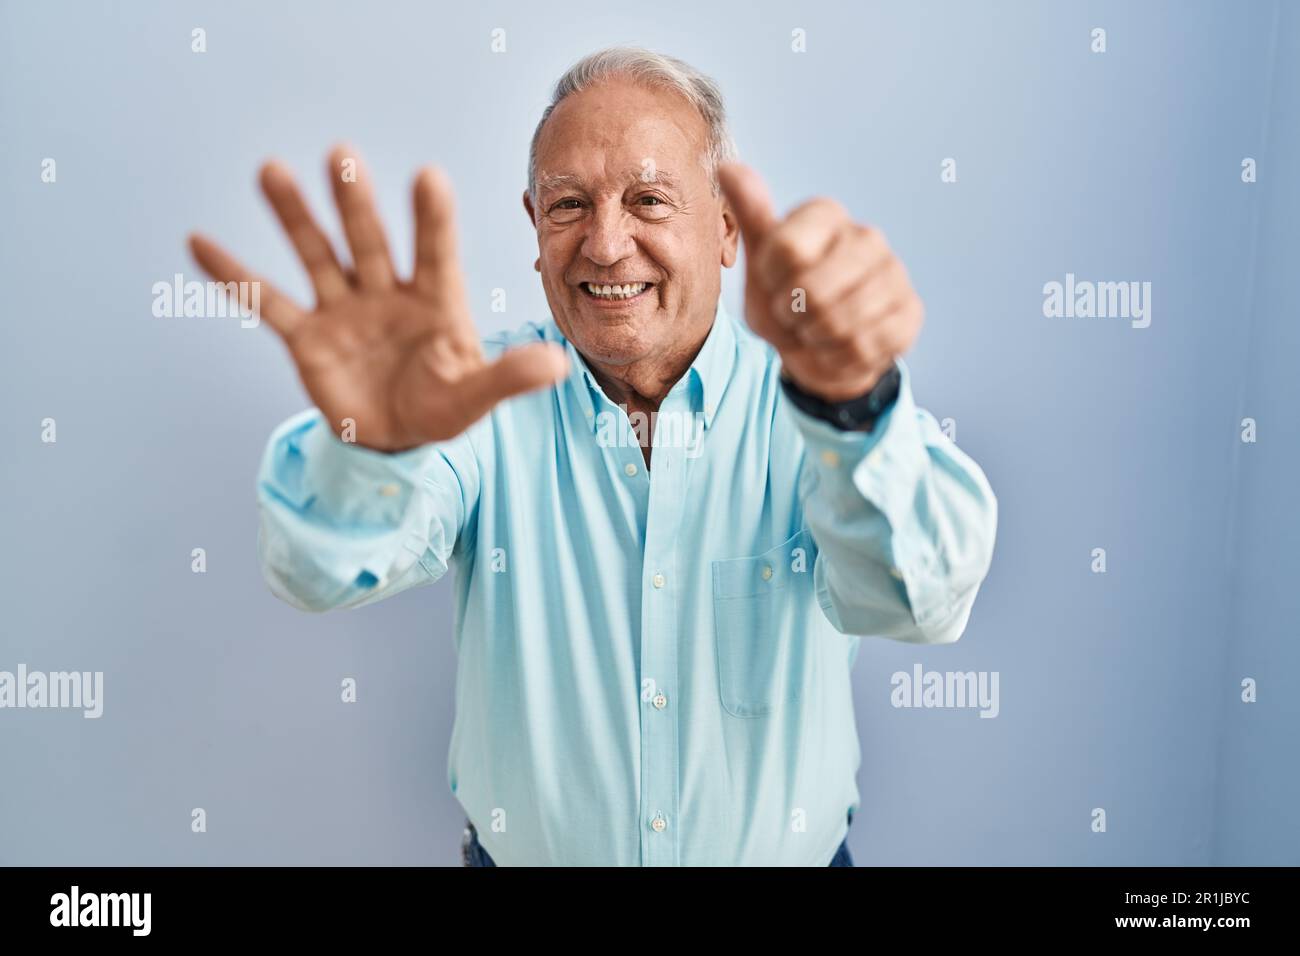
637 196 663 205
552 199 583 211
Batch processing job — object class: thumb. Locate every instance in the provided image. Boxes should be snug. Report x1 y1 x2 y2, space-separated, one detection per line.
456 342 571 424
718 162 778 257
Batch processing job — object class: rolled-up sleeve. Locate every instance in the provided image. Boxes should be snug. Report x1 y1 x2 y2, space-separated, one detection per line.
256 409 479 613
788 358 998 644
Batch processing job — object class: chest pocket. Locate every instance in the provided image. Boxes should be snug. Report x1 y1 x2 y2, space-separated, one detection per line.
711 528 818 718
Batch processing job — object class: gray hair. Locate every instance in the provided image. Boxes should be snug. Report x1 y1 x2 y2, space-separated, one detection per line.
527 46 738 200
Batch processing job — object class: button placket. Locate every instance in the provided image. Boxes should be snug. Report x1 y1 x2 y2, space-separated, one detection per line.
636 389 690 867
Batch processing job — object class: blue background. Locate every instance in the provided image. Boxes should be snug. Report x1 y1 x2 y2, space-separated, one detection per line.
1 0 1295 864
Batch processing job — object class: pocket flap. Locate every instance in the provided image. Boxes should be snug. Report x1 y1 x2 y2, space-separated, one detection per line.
712 528 816 600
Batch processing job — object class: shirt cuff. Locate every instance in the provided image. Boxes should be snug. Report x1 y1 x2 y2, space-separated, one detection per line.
265 410 442 530
786 357 928 515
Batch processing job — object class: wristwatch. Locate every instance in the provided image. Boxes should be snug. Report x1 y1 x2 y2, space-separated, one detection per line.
780 362 902 432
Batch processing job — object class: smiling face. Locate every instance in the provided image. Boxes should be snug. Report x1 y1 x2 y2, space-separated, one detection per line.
524 77 739 387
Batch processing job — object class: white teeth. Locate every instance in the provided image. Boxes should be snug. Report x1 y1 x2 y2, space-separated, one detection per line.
586 281 648 299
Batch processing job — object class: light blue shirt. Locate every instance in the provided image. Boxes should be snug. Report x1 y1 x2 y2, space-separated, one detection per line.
257 303 997 866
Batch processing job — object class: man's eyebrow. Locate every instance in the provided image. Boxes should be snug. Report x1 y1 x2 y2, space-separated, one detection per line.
533 169 685 194
534 173 585 193
624 167 681 190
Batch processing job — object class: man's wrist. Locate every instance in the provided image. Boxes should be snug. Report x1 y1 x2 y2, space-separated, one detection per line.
780 362 902 432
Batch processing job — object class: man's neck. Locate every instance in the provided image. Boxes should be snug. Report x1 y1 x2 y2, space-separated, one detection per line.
581 317 714 468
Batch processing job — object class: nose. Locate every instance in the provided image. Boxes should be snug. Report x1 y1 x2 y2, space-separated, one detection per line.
580 201 636 267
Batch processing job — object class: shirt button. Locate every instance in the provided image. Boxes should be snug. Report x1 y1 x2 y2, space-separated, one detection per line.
820 449 840 468
652 572 666 589
624 462 638 477
650 815 668 833
889 566 904 581
867 447 884 467
705 404 715 417
761 565 774 581
378 483 400 497
652 693 668 710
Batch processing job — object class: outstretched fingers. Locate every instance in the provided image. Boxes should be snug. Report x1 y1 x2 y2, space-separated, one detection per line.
187 233 305 337
412 166 466 305
452 343 570 428
327 144 397 292
259 160 350 306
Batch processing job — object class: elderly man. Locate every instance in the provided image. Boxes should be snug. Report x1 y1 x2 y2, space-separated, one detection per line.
190 47 997 867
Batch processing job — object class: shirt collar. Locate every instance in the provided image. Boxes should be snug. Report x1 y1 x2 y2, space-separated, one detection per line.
546 300 737 433
687 300 737 430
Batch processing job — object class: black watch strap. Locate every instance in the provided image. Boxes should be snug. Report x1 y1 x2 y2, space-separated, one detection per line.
780 362 902 432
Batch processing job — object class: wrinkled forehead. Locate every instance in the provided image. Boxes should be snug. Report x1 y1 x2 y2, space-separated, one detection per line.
533 79 711 193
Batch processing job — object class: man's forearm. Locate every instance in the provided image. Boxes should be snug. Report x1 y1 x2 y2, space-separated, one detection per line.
789 358 998 644
256 409 476 612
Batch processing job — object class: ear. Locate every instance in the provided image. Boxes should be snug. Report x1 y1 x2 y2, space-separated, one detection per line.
523 192 542 271
719 193 741 269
